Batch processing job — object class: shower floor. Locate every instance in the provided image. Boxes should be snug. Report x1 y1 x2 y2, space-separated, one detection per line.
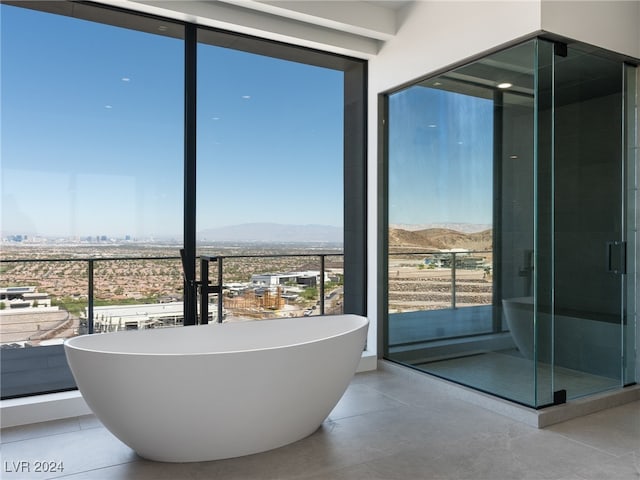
414 350 620 407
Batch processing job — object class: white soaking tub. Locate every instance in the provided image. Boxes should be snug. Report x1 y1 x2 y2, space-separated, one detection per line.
64 314 368 462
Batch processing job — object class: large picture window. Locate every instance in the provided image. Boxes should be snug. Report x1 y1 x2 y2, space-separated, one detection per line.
0 1 366 399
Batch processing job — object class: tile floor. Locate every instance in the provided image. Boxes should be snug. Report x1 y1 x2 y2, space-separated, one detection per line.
417 351 619 405
1 361 639 479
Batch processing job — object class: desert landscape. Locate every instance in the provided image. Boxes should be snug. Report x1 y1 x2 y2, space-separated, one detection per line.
0 243 344 345
1 227 492 344
388 227 493 312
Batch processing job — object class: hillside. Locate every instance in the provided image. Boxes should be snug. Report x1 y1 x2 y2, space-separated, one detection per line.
389 227 492 251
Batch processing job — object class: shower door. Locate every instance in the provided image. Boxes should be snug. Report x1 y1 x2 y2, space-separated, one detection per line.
549 45 635 400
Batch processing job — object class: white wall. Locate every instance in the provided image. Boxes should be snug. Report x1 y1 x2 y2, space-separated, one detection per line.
541 0 640 59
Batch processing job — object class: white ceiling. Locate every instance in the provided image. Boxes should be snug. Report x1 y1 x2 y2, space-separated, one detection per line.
99 0 414 57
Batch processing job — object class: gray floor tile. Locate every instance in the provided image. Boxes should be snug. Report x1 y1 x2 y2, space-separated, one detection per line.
575 451 640 480
1 417 82 444
308 428 617 480
547 401 640 457
328 383 407 420
350 367 453 408
1 367 637 480
77 414 103 430
1 427 137 479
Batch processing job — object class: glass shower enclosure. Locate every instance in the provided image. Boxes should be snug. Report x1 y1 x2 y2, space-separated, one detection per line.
384 38 638 408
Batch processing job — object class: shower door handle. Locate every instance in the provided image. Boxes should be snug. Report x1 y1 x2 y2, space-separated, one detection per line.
606 241 627 274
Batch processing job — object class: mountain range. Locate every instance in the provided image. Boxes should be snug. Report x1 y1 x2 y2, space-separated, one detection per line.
197 223 342 244
389 223 492 233
389 227 492 250
196 223 493 248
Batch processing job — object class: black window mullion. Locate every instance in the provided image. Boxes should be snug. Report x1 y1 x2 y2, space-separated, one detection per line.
183 23 197 326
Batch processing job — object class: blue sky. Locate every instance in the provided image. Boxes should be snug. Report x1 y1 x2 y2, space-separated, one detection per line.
196 45 343 233
1 4 343 239
388 86 493 227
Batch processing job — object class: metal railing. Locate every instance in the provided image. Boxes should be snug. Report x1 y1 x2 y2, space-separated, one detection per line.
0 252 344 345
193 253 343 325
388 249 492 311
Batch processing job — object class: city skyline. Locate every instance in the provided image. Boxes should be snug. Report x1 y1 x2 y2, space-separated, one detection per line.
1 221 345 245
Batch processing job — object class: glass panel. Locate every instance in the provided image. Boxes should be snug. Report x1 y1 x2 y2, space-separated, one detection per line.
0 259 88 355
1 3 184 398
214 254 344 321
535 39 555 407
551 45 625 400
624 63 638 385
92 258 185 332
386 40 539 406
196 35 345 323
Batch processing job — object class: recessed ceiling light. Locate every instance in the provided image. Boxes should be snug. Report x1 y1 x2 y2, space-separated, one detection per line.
497 82 513 89
433 82 442 86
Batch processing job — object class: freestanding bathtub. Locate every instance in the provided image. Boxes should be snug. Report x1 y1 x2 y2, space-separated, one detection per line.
64 314 368 463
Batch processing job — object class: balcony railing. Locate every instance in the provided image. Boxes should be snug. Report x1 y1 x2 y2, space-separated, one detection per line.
388 250 493 312
0 252 344 347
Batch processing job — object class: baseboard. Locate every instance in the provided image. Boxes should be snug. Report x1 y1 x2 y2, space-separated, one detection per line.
356 350 378 373
1 390 91 429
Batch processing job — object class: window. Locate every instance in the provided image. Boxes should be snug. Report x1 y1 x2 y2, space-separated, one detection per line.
0 1 366 399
